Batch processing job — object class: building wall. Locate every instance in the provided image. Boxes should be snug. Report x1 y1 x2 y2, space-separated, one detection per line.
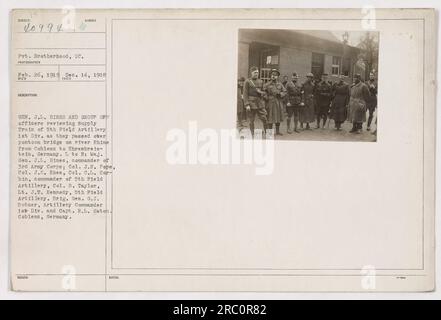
278 46 352 84
237 42 249 79
238 33 358 83
279 46 311 83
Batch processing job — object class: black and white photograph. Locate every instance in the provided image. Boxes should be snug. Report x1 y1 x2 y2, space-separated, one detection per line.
237 29 379 141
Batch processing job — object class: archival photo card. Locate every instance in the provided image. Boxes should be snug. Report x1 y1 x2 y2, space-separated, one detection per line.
9 8 436 292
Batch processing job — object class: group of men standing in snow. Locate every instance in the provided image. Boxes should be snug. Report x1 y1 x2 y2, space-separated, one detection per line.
237 66 378 137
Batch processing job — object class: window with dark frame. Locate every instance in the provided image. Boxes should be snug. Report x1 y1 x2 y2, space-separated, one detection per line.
342 58 351 77
332 56 342 75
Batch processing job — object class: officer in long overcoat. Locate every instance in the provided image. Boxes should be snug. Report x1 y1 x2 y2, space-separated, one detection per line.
264 69 286 136
300 72 316 130
330 76 350 130
348 74 371 133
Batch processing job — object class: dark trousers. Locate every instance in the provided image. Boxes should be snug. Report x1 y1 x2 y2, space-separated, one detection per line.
367 107 375 127
249 108 267 134
351 122 363 131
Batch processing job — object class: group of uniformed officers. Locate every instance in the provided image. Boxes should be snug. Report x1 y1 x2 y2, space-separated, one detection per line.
237 66 378 137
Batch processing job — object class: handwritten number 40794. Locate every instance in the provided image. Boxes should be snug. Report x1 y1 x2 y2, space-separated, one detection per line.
24 23 64 33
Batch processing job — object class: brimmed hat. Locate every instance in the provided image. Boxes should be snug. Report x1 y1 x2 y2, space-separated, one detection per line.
270 69 280 76
306 72 314 78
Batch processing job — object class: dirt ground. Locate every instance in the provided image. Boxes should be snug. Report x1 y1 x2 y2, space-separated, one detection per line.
238 111 377 142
